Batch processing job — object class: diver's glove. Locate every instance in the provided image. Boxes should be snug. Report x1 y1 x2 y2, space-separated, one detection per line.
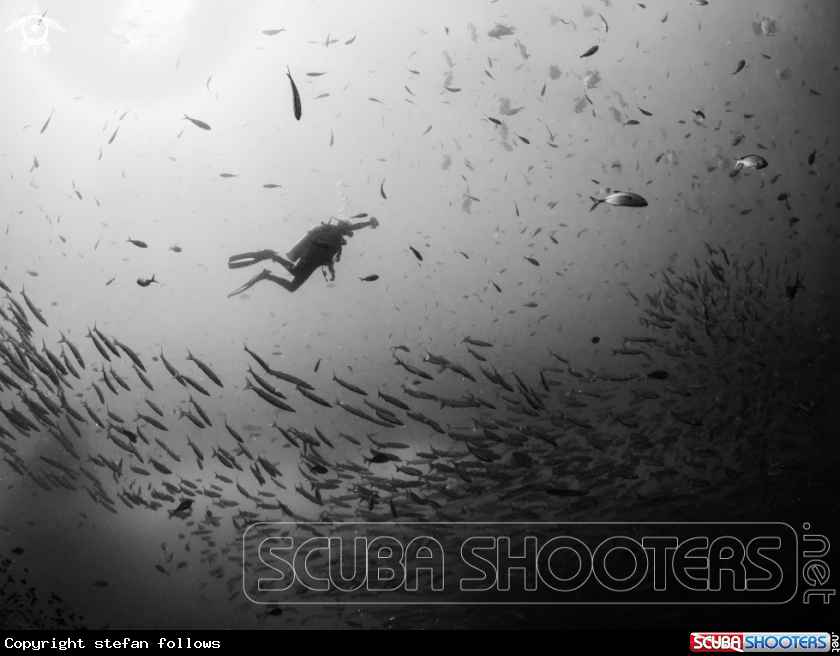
369 217 379 229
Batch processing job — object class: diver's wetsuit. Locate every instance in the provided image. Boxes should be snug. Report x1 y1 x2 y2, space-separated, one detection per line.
228 218 378 296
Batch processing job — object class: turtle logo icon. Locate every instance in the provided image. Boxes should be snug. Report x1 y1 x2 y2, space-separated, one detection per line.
5 5 65 54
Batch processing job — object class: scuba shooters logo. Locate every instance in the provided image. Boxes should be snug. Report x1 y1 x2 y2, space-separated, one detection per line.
241 522 800 604
690 633 831 652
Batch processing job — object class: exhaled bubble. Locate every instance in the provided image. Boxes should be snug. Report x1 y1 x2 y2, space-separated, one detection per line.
335 182 351 221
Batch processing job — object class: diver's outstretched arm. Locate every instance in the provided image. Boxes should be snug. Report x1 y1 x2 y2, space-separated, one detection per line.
348 217 379 232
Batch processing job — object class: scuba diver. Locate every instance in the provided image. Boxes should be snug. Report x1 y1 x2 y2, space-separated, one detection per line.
227 216 379 297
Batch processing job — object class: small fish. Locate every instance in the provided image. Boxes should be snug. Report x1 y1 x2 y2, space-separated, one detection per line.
137 275 157 287
108 126 119 145
105 275 116 286
546 488 589 497
20 286 47 326
490 280 501 292
40 109 54 134
599 13 608 32
485 115 502 126
646 370 669 380
219 173 239 178
516 134 530 144
263 183 282 188
731 60 746 75
638 106 652 116
733 155 768 170
285 67 302 121
359 275 379 282
206 76 212 92
345 33 357 45
444 86 461 92
170 245 182 252
807 148 817 166
126 237 147 248
524 256 540 266
541 82 546 96
692 109 706 120
186 350 223 388
622 119 640 126
487 23 515 39
314 358 321 373
262 29 285 35
408 245 423 261
380 179 387 199
589 191 648 211
785 273 805 300
661 12 668 22
183 114 211 130
580 45 599 58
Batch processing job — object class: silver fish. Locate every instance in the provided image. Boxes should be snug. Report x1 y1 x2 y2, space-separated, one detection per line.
589 191 648 211
734 155 768 170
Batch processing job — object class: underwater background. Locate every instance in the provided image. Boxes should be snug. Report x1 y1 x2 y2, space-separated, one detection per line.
0 0 838 630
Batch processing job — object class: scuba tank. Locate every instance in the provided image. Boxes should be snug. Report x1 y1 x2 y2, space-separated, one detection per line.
286 229 312 261
286 223 325 262
286 220 339 261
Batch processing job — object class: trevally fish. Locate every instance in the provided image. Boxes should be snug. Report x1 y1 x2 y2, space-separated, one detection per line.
589 191 648 211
